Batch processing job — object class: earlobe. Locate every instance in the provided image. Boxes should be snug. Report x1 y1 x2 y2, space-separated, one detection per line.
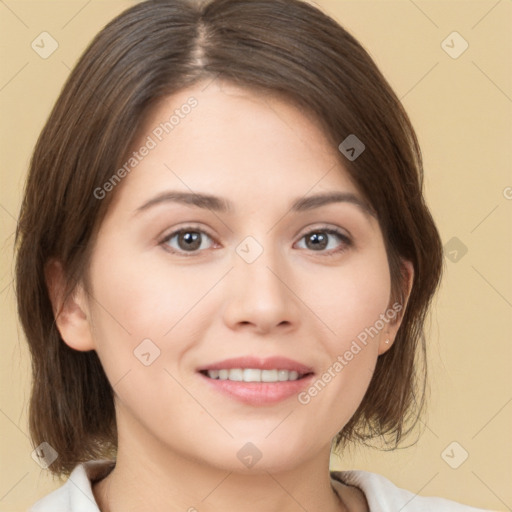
45 259 96 352
378 259 415 355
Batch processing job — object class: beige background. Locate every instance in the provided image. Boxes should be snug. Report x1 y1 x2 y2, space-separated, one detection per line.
1 0 510 510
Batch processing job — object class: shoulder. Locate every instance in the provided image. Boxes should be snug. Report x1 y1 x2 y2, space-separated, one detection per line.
330 470 496 512
28 460 114 512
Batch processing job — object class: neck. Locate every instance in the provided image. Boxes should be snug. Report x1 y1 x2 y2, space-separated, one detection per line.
93 440 351 512
92 407 367 512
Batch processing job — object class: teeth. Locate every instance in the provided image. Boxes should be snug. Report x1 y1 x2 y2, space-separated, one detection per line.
278 370 290 381
243 369 261 382
206 368 302 382
262 369 277 382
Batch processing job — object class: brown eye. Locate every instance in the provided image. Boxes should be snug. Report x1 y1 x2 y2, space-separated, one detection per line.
162 228 214 254
296 228 352 255
304 232 329 250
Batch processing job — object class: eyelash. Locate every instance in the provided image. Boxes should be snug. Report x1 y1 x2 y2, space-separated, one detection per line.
159 225 352 258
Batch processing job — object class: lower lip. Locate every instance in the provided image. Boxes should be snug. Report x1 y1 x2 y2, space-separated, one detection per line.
198 372 315 405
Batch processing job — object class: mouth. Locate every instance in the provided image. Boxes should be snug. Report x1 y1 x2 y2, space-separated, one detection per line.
199 368 313 382
197 356 315 405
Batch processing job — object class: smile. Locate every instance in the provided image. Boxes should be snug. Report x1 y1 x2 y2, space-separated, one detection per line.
202 368 308 382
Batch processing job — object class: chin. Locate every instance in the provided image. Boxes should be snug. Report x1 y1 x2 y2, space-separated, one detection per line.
202 436 318 475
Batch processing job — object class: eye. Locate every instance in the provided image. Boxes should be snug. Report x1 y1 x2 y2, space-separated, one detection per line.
161 227 216 256
295 227 352 255
160 225 352 257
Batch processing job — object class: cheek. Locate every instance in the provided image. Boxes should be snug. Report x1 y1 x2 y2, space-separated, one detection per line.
83 239 196 379
88 238 220 338
294 249 391 430
304 248 392 347
84 248 221 427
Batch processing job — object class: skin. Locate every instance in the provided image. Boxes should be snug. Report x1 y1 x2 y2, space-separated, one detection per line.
47 79 413 512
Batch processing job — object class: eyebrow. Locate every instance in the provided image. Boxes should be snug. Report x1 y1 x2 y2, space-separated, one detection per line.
134 190 376 218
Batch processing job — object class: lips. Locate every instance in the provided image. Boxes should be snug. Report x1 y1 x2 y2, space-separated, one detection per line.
197 356 315 405
197 356 314 374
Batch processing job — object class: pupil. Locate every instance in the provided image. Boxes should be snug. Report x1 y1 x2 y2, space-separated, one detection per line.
308 232 327 250
180 231 201 251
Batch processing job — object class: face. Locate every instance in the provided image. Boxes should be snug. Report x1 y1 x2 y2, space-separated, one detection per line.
54 79 410 473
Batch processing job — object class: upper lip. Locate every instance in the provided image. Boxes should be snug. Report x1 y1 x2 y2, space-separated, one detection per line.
198 356 314 374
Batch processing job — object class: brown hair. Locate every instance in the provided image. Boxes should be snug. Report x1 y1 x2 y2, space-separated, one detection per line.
15 0 443 477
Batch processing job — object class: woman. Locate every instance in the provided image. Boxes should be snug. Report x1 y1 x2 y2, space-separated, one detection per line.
15 0 493 510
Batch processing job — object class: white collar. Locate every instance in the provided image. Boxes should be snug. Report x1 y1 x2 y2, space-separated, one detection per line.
29 460 491 512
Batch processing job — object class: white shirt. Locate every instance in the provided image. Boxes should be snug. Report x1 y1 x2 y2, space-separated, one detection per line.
28 459 494 512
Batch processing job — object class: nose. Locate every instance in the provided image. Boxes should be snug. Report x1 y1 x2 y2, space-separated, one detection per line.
221 242 301 335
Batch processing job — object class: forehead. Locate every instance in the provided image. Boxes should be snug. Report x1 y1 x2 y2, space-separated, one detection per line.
107 79 362 214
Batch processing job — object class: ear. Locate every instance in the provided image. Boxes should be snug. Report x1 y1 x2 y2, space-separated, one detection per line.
45 259 95 352
378 259 414 355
